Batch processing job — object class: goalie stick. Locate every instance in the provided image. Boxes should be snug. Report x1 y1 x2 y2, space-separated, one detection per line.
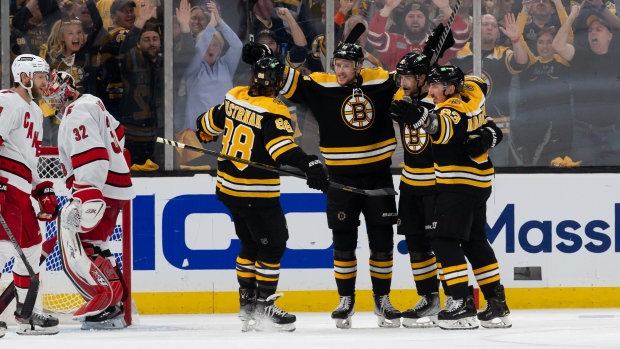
0 235 57 315
157 137 398 196
0 214 40 320
429 0 463 66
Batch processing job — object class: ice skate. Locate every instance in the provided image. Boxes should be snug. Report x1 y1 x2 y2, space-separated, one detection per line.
81 303 127 330
477 285 512 329
331 295 355 329
238 288 257 332
254 293 296 332
14 303 59 335
437 295 478 330
373 294 401 328
402 293 440 328
0 320 6 338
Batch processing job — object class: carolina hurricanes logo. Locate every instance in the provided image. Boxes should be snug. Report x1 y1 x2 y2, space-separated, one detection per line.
404 124 429 154
341 94 375 130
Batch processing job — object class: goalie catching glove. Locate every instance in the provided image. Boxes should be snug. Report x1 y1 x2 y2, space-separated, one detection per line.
32 181 59 222
389 100 429 130
297 155 329 193
242 42 273 65
61 185 106 232
196 113 219 144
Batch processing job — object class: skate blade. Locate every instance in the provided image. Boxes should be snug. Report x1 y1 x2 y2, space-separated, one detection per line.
81 317 128 330
376 315 401 328
254 320 296 332
16 324 59 336
402 315 438 328
438 316 479 330
480 316 512 329
334 317 353 329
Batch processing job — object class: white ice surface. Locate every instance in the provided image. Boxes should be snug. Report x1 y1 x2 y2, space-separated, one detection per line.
1 309 620 349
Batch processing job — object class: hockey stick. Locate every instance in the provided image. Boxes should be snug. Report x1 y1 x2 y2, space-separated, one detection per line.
344 22 366 44
0 214 40 319
0 235 56 315
429 0 463 66
157 137 397 196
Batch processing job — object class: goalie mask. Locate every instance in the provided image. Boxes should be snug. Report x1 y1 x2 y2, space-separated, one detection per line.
42 70 79 118
427 65 464 93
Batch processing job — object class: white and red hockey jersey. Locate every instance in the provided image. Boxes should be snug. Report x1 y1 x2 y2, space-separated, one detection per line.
0 89 45 194
57 94 135 200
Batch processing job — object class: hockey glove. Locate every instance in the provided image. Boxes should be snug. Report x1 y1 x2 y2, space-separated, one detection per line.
0 177 7 213
196 113 219 144
33 181 59 222
298 155 329 193
389 100 429 130
242 42 273 65
465 129 494 158
422 23 455 59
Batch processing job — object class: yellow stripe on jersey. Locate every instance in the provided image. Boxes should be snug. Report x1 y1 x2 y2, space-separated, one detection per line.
282 66 302 99
266 135 298 161
320 138 397 166
227 86 290 118
435 165 494 188
217 170 280 186
216 182 280 198
401 166 435 187
206 107 224 135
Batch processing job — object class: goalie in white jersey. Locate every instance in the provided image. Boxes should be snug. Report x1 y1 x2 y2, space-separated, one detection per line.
0 54 60 337
42 70 135 330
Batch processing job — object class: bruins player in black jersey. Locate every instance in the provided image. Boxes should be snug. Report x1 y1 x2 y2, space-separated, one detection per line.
279 42 402 329
390 54 504 328
391 65 510 330
196 57 329 332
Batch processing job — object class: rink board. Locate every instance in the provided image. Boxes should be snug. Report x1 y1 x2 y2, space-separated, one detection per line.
127 173 620 313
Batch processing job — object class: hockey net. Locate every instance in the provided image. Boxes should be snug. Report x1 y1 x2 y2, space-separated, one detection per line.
1 147 133 325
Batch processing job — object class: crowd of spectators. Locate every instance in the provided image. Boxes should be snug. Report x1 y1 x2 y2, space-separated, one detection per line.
3 0 620 169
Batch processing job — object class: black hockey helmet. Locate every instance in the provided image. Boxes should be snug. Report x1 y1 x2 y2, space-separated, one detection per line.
427 65 464 92
330 42 364 70
253 57 284 88
395 52 430 87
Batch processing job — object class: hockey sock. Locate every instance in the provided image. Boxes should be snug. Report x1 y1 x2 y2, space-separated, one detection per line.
405 235 438 295
333 250 356 296
462 239 501 299
236 256 257 290
255 260 279 299
431 237 469 300
369 250 393 295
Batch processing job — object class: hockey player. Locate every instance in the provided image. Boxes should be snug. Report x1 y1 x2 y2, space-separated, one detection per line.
42 70 135 330
0 54 60 336
195 57 329 332
279 42 402 329
390 65 510 330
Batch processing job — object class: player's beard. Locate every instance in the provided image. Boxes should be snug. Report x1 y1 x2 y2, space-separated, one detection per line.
31 84 43 99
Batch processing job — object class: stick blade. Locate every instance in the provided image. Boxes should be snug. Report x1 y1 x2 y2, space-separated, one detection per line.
345 22 366 44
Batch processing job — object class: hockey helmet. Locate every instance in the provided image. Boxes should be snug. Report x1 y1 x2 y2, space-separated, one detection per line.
330 42 364 70
11 54 50 99
42 70 78 116
427 65 464 93
253 57 285 88
395 52 430 87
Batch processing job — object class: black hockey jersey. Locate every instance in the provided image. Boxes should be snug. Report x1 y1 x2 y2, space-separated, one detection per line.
199 86 311 207
430 92 495 198
281 67 398 175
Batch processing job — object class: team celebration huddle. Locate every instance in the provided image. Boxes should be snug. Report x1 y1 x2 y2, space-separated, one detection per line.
9 0 616 337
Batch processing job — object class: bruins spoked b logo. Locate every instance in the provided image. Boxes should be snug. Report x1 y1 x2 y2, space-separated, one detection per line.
404 124 429 154
341 93 375 130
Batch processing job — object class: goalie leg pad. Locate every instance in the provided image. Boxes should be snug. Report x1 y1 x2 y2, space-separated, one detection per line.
57 223 121 320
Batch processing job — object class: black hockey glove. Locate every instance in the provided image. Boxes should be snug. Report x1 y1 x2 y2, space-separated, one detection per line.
389 100 429 130
422 23 455 59
464 129 493 157
298 155 329 193
242 42 273 65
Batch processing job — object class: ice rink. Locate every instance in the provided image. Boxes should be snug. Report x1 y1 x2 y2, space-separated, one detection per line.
1 309 619 348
